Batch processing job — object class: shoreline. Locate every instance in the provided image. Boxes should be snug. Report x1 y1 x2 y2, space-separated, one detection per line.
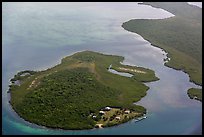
122 25 202 103
121 2 202 97
3 2 202 135
122 25 202 88
9 101 147 131
122 24 202 88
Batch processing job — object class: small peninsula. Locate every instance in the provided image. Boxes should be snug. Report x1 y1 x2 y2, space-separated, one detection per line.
187 88 202 102
9 51 159 130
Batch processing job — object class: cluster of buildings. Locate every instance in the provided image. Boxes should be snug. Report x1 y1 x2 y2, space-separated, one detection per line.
92 106 131 120
92 106 112 119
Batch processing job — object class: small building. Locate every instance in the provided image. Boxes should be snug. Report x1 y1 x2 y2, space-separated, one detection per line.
124 110 130 114
99 111 105 114
104 107 111 111
92 115 97 118
116 116 121 120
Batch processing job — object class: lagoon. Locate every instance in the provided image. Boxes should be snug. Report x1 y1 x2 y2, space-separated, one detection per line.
108 64 134 78
2 2 201 135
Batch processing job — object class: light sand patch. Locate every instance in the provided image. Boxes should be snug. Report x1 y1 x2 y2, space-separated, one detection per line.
95 124 103 128
27 77 40 89
119 67 146 74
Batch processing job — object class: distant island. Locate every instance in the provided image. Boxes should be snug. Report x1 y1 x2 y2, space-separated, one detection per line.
9 51 159 130
122 2 202 102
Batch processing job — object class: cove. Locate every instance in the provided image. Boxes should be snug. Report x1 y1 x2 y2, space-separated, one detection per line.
2 2 201 135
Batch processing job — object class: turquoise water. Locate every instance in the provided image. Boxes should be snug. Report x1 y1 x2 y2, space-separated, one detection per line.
2 2 202 135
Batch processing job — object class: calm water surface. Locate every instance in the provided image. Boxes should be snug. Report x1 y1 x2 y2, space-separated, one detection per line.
2 2 202 135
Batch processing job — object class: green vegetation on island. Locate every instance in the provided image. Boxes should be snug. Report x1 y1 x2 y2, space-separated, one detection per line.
122 2 202 86
9 51 158 130
187 88 202 102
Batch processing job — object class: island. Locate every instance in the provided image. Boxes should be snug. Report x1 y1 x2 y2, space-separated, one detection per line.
122 2 202 102
9 51 159 130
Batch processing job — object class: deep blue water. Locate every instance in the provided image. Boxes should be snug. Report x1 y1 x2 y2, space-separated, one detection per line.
2 2 202 135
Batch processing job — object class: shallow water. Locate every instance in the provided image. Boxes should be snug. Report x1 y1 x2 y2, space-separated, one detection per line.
108 65 133 77
2 2 202 135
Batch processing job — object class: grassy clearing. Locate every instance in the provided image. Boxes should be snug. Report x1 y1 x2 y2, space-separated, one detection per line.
9 51 157 130
122 2 202 86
